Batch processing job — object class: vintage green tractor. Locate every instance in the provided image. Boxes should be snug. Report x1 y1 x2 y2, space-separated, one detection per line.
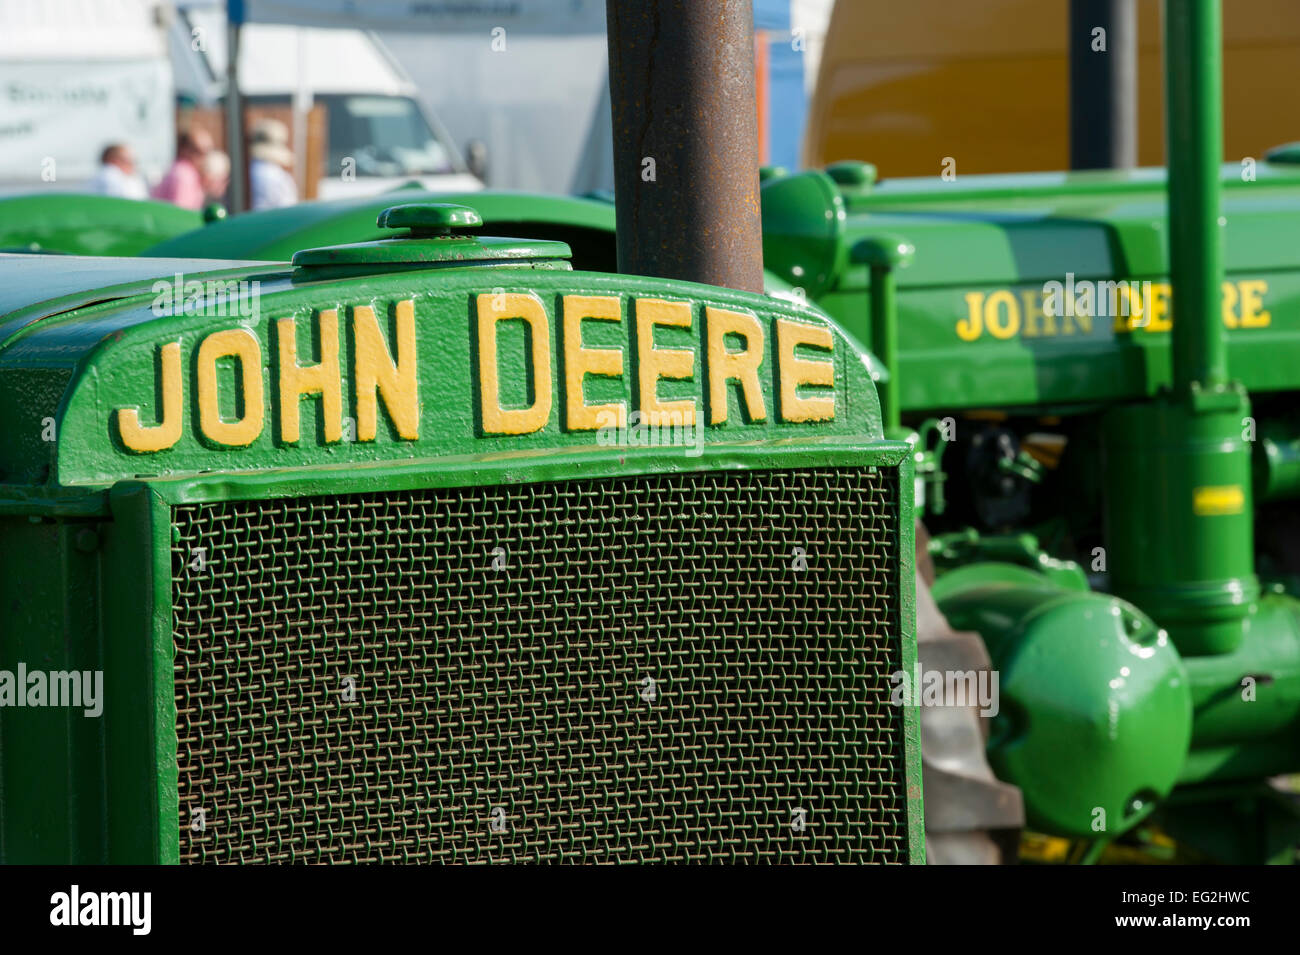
0 204 923 862
136 0 1299 865
0 194 201 257
0 0 934 865
757 0 1300 863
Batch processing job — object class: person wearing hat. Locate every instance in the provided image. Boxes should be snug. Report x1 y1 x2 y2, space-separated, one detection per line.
249 118 298 210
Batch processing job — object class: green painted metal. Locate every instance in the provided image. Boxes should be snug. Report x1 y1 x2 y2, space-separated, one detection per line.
0 193 201 257
144 190 618 264
27 272 880 486
931 561 1193 840
0 257 276 487
0 205 921 862
1254 416 1300 501
1166 0 1228 400
759 162 1300 413
377 202 484 233
929 529 1089 592
291 202 574 274
2 444 919 863
0 517 105 861
1178 595 1300 781
825 160 877 191
851 235 914 436
101 485 177 864
1265 143 1300 165
759 171 848 300
1101 396 1258 656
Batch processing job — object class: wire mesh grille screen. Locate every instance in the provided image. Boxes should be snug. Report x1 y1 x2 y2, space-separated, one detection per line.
170 467 905 863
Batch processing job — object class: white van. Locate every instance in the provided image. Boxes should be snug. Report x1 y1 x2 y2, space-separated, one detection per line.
171 3 483 198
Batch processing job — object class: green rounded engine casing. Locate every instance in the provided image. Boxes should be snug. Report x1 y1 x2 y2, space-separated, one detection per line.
932 562 1192 840
0 193 201 257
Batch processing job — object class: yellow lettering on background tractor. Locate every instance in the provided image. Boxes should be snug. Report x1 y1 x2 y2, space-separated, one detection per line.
1020 289 1045 338
197 328 264 447
1221 281 1239 329
1238 280 1272 328
955 279 1271 341
1147 283 1173 332
477 292 552 435
958 292 984 341
984 290 1020 339
116 340 184 453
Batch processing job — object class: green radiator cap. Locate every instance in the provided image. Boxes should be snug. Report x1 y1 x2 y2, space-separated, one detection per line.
292 202 572 273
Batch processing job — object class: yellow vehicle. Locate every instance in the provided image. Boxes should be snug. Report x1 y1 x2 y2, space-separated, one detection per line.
804 0 1299 176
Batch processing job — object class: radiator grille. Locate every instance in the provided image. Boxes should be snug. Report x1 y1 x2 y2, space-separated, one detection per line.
170 467 904 863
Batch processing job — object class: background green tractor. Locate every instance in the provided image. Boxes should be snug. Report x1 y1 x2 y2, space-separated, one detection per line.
0 194 201 256
759 0 1300 864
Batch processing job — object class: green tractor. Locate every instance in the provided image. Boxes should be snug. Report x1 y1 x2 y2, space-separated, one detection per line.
0 194 202 257
0 3 923 864
1 0 1295 866
142 0 1299 864
765 0 1300 863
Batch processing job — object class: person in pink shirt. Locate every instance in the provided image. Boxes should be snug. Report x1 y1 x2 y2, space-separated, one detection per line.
152 129 213 210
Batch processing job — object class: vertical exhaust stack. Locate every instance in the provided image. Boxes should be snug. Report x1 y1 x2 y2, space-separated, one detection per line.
605 0 765 293
1165 0 1228 397
1102 0 1258 658
1069 0 1137 170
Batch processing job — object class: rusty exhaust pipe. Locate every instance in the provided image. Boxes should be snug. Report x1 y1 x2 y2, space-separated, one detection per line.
605 0 765 293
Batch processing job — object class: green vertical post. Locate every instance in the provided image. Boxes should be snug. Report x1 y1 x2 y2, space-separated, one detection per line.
1103 0 1257 657
852 235 914 436
1165 0 1227 397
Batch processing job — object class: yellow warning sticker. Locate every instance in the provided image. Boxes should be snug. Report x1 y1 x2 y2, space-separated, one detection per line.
1193 485 1245 516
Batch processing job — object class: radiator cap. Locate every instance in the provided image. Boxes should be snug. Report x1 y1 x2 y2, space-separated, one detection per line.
291 201 572 274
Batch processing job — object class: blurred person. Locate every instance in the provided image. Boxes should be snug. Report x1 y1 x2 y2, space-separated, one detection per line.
202 149 231 205
249 118 298 210
152 129 213 210
89 143 148 199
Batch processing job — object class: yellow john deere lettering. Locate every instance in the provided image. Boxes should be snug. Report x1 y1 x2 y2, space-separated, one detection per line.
113 293 837 453
115 300 420 453
956 279 1271 342
476 294 834 435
